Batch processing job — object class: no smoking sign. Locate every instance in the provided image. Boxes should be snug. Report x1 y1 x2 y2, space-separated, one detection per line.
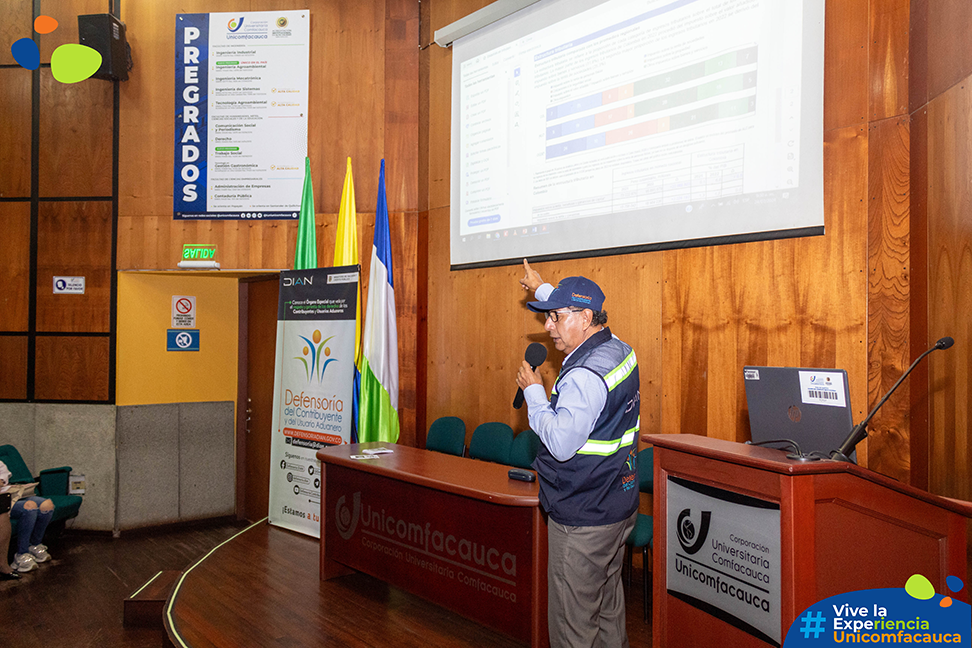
172 295 196 328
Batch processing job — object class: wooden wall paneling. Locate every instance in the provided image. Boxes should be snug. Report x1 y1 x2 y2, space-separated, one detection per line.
730 242 773 438
424 203 471 432
427 40 453 212
821 124 870 441
384 0 420 213
417 0 433 440
867 0 910 121
0 203 31 331
707 248 744 440
39 69 113 197
926 0 972 100
662 247 711 438
420 7 506 220
36 201 112 332
418 0 431 216
117 214 173 270
908 106 929 490
429 0 493 37
0 0 30 66
625 254 663 441
426 1 458 212
908 0 928 112
37 0 106 63
0 68 31 198
0 336 28 400
33 335 110 401
391 211 419 447
865 116 911 482
927 79 972 502
118 1 183 221
824 0 868 132
318 1 383 214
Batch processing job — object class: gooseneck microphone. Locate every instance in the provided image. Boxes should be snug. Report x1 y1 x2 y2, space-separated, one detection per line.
831 336 954 462
513 342 548 409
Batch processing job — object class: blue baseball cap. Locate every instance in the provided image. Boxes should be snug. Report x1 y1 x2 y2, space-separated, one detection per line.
528 276 605 312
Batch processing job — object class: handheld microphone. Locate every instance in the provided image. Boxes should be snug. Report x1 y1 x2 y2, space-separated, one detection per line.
514 342 548 409
831 336 955 462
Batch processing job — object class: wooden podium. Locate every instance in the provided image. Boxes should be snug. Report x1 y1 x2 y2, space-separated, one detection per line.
645 434 972 648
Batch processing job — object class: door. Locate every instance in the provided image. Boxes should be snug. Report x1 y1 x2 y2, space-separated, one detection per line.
239 276 280 522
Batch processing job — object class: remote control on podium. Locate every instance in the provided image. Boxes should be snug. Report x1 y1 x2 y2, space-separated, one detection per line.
508 468 536 482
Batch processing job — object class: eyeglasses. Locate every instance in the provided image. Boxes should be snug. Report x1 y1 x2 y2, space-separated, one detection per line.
544 308 585 323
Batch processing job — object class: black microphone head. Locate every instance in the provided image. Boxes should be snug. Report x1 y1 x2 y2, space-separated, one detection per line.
936 336 954 350
525 342 548 367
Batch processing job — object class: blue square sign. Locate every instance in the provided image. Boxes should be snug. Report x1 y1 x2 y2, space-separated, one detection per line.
167 329 200 351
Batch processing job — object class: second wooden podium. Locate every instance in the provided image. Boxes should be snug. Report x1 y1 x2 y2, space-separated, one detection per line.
644 434 972 648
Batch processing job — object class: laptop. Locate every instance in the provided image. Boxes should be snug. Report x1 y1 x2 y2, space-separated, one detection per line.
743 366 855 460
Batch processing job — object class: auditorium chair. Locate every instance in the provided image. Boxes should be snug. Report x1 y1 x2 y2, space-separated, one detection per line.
468 422 515 465
425 416 467 457
625 446 654 623
0 445 83 553
507 429 540 469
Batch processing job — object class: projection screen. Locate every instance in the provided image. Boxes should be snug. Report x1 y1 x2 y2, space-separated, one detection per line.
449 0 825 269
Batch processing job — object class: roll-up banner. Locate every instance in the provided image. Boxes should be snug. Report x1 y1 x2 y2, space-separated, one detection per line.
174 10 309 220
268 266 359 537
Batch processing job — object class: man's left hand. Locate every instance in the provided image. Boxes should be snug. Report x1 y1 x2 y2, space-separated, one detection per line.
516 360 542 390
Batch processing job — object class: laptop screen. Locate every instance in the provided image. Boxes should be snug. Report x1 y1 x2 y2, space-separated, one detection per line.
743 366 855 458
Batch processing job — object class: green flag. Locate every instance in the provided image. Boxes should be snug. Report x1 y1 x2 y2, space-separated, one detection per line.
294 157 318 270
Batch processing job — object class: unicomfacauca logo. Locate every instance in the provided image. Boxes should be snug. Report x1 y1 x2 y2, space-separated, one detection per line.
335 492 361 540
676 508 711 555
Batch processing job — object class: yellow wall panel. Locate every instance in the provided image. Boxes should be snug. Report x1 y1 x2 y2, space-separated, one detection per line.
116 272 238 406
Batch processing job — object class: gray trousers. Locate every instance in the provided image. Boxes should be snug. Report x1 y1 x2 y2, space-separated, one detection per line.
547 510 638 648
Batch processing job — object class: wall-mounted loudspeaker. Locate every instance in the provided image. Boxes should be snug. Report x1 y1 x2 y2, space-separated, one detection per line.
78 14 130 81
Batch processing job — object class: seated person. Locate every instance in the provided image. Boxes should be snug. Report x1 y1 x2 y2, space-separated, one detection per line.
1 491 19 580
0 460 54 573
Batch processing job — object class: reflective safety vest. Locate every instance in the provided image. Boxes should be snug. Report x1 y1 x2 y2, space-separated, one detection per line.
535 327 640 527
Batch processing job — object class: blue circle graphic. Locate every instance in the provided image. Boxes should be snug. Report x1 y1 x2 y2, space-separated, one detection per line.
11 38 40 70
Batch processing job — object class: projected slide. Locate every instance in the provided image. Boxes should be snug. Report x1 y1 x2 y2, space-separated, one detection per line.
450 0 824 268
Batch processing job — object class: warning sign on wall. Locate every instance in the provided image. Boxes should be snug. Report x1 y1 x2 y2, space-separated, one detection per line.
172 295 196 328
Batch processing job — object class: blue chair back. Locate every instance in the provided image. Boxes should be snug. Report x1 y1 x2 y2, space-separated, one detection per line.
508 430 540 469
0 445 34 484
425 417 466 457
468 422 514 464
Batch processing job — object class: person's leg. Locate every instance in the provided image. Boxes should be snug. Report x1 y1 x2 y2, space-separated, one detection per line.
29 498 54 548
548 519 600 648
10 497 38 555
0 511 15 575
548 515 636 648
594 510 637 648
9 498 39 572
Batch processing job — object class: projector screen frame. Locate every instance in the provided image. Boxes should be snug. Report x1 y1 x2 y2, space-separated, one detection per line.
450 225 824 271
448 0 826 272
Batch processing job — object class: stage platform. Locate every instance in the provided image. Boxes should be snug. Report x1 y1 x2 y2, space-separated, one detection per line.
163 519 653 647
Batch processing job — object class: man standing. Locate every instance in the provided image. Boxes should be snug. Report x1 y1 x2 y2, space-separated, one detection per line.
516 259 640 648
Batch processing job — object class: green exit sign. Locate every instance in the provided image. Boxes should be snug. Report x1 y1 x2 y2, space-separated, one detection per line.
183 244 217 260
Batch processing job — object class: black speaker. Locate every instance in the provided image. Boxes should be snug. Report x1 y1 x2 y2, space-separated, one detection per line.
78 14 129 81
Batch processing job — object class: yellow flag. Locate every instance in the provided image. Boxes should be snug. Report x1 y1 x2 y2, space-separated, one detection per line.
334 157 361 366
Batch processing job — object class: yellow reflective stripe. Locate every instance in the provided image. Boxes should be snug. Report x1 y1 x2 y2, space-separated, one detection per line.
577 418 639 456
604 350 637 392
